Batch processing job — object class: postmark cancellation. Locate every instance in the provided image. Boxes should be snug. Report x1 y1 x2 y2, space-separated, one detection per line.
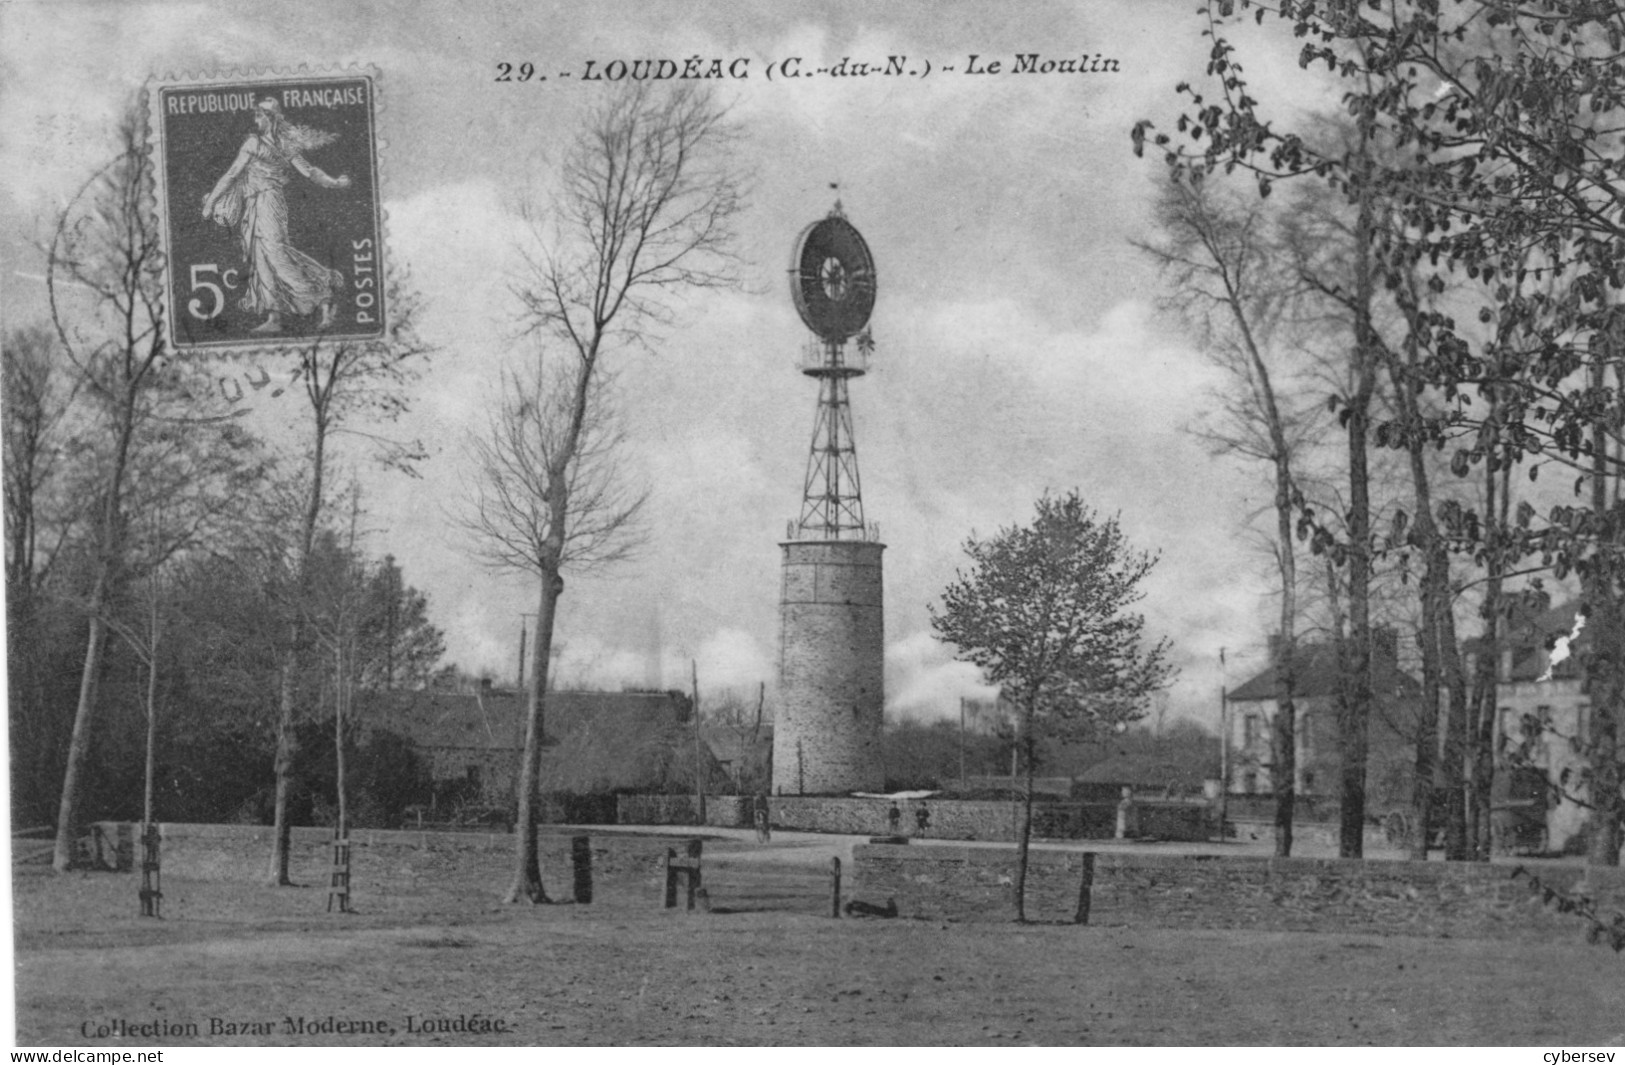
148 69 386 352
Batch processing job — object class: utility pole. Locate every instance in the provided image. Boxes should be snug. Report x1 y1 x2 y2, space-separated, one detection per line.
517 614 536 694
1219 647 1230 842
691 659 707 825
384 554 398 690
959 697 967 786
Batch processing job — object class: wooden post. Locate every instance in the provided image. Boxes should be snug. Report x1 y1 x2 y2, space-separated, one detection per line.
1074 851 1095 925
138 823 162 918
685 838 702 911
327 828 352 913
664 839 703 910
691 660 706 826
571 835 592 904
830 855 842 918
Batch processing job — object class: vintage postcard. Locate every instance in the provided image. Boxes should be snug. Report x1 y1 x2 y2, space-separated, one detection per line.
3 0 1622 1054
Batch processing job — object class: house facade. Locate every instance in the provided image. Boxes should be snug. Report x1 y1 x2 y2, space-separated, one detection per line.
1224 633 1421 808
1484 601 1593 852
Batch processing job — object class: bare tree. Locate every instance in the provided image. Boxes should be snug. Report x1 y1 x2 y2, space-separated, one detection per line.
42 102 270 871
461 82 743 904
1139 173 1316 856
263 277 430 885
43 106 174 871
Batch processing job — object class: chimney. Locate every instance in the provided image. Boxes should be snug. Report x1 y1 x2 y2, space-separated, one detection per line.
1267 634 1282 664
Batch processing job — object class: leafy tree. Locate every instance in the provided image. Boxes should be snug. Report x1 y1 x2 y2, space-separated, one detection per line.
930 491 1174 920
881 717 1011 792
460 82 744 904
1136 0 1625 866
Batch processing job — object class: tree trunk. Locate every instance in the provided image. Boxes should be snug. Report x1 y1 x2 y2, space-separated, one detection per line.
507 568 562 904
53 392 138 872
1337 140 1378 861
334 651 348 838
1468 449 1508 863
142 603 159 830
1270 445 1298 859
53 601 109 871
1442 604 1471 860
1271 637 1297 859
1013 698 1036 923
269 403 326 884
1385 318 1445 862
1585 591 1623 866
1410 543 1444 862
1585 351 1622 867
268 654 298 884
1339 399 1375 860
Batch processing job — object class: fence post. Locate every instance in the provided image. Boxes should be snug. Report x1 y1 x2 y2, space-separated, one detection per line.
1074 852 1095 925
571 835 592 904
830 856 842 918
685 838 702 911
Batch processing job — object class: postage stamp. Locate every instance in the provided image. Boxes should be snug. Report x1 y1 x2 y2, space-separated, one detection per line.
150 71 385 351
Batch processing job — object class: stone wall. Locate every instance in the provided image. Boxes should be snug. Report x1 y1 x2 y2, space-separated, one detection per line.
93 822 682 887
614 794 751 828
853 842 1094 923
769 795 1208 842
852 843 1625 939
1227 818 1389 851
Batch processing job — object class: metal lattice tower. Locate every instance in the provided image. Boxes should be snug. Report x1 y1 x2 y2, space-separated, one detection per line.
796 330 874 538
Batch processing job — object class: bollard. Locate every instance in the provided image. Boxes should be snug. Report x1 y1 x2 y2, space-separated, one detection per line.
571 835 592 904
830 856 842 918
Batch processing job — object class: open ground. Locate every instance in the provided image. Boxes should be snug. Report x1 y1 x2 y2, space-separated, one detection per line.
12 827 1625 1047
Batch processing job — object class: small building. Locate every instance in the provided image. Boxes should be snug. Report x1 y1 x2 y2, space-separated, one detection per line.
1075 754 1213 800
1224 633 1421 805
700 724 773 796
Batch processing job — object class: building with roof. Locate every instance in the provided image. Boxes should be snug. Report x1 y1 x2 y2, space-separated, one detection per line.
1224 632 1421 805
1478 600 1593 852
359 685 719 816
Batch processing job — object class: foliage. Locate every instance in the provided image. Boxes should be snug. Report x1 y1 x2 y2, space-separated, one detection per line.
880 718 1008 792
1511 865 1625 953
931 491 1174 745
1136 0 1625 864
291 721 433 831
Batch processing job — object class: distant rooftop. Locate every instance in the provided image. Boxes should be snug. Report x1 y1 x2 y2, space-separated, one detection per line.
1227 641 1419 703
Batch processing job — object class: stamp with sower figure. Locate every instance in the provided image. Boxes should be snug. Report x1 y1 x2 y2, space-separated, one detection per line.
151 72 385 350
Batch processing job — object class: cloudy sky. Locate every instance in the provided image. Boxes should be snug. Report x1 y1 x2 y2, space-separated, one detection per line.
1 0 1339 729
